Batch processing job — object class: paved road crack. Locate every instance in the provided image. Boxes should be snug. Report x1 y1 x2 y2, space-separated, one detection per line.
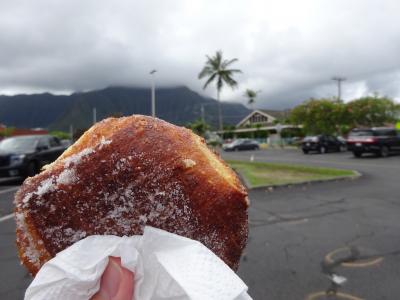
250 208 348 228
344 230 377 246
289 198 347 214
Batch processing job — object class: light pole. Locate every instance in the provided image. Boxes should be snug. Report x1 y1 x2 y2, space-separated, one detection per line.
200 104 205 123
69 124 73 141
199 102 218 125
150 69 157 117
276 123 283 148
332 76 346 101
92 107 97 124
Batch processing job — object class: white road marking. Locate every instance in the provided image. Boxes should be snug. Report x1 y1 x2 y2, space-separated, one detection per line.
0 186 19 195
0 213 14 222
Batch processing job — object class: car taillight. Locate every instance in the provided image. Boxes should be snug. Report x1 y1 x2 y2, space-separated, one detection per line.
347 137 377 143
364 137 377 143
347 138 360 143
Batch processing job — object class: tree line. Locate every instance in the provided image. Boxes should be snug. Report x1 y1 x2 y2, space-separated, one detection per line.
289 96 400 135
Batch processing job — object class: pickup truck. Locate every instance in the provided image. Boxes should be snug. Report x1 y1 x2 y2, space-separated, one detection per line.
347 128 400 157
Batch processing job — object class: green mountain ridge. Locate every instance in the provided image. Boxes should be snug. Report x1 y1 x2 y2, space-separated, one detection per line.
0 86 251 131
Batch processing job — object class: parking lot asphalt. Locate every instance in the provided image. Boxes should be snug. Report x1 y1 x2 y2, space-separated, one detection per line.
0 177 30 300
223 149 400 300
0 149 399 299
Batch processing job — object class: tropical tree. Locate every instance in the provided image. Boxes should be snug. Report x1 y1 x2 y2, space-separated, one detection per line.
290 98 350 135
244 89 261 110
49 130 71 140
289 96 400 135
198 50 241 131
346 96 399 127
186 119 210 137
0 126 14 138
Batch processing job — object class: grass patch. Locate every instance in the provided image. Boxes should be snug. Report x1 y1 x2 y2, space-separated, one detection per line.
227 160 356 188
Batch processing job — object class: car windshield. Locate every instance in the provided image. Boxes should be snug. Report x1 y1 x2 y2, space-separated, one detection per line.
303 136 319 142
231 139 245 146
0 136 39 152
375 130 396 136
349 130 374 137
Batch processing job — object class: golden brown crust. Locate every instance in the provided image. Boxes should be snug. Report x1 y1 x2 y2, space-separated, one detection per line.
15 115 248 275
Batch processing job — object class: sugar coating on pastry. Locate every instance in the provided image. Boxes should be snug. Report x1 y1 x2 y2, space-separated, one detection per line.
15 115 249 275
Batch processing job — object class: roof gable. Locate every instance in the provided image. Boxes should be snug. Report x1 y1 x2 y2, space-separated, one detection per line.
259 109 290 119
236 110 277 127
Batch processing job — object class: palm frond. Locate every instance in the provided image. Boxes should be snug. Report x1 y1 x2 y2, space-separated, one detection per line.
226 68 242 74
244 89 256 98
205 51 223 70
205 55 218 70
222 58 239 68
221 72 239 88
198 50 241 92
215 51 223 67
198 66 214 79
203 73 217 90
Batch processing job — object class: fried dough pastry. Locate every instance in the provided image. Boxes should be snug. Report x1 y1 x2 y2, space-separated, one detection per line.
15 115 248 275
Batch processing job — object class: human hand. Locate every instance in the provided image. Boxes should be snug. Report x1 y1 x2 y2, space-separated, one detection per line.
91 257 134 300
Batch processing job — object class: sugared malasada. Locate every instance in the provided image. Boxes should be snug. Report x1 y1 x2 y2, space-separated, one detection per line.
15 115 249 275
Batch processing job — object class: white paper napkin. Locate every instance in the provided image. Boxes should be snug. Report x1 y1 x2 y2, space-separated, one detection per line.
25 226 252 300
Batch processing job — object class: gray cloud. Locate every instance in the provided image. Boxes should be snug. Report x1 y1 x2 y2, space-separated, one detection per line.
1 0 400 108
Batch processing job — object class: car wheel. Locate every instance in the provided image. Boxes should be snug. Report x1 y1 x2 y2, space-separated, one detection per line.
339 145 346 152
25 161 38 177
319 146 326 154
302 149 309 154
379 146 389 157
234 147 239 152
353 151 362 158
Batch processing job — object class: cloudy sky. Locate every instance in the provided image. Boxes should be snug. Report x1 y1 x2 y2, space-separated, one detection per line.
1 0 400 109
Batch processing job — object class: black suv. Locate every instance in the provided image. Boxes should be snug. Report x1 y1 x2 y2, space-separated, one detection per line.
0 135 67 177
301 135 346 154
347 128 400 157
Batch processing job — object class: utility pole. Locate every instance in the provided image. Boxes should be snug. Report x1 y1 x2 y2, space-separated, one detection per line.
150 69 157 117
93 107 97 124
200 104 205 123
332 76 346 101
69 124 73 141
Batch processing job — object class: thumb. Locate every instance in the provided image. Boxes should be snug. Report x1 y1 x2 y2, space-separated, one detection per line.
91 257 134 300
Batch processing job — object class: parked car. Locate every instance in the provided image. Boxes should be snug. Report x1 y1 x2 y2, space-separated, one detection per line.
205 131 223 146
61 139 72 147
0 135 67 177
223 139 260 151
290 137 303 147
301 135 346 154
347 128 400 157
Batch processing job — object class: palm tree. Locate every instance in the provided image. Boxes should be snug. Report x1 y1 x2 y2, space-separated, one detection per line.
198 50 241 131
244 89 261 111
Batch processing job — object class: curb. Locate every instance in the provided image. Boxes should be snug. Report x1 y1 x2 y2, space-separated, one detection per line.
236 169 362 190
235 171 252 189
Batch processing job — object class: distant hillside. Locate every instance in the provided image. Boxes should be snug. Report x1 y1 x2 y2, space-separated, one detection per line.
0 86 251 131
0 93 71 129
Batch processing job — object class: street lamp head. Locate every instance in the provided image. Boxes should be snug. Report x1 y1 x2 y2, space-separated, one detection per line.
332 76 346 81
150 69 157 75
